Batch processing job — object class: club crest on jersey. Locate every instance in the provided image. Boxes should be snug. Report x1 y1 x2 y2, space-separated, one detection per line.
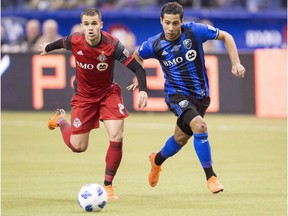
183 39 192 49
97 53 107 62
73 118 82 128
179 100 189 108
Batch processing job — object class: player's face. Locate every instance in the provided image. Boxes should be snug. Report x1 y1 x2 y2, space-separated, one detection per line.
160 14 183 41
81 14 103 45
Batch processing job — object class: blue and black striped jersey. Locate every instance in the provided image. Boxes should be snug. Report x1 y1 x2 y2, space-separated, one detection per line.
138 22 219 99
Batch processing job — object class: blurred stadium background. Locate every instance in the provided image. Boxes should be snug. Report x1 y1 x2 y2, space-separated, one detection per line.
1 0 287 118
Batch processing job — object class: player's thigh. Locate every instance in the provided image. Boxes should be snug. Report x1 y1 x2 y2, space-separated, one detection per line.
103 119 124 142
71 96 100 133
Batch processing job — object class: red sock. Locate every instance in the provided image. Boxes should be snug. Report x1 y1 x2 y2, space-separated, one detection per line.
59 120 80 152
105 141 123 183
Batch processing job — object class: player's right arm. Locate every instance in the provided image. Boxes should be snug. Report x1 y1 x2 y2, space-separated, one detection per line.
39 42 50 55
39 35 73 55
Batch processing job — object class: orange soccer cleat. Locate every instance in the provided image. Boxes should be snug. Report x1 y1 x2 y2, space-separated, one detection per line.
148 153 162 187
47 109 66 130
207 176 224 194
104 185 119 200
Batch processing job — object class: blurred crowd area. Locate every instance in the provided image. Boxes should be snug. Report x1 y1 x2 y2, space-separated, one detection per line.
2 0 287 12
1 0 287 53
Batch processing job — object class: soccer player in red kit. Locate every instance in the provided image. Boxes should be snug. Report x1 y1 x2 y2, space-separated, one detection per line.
38 8 148 200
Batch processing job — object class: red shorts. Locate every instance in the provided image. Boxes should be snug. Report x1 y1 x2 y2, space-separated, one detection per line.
70 83 129 134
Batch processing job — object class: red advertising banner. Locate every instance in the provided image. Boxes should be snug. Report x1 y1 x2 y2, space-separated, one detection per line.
1 53 255 114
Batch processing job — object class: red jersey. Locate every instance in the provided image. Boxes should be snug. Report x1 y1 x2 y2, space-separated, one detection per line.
62 31 133 98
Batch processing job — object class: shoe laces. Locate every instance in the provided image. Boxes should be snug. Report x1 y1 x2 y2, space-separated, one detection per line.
209 177 220 186
151 164 162 174
56 109 65 116
105 185 115 195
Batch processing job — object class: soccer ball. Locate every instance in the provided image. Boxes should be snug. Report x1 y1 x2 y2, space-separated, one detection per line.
78 184 108 212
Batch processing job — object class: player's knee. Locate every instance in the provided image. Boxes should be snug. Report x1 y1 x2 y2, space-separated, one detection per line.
195 123 207 133
72 147 86 153
70 141 88 153
191 118 208 133
109 133 123 142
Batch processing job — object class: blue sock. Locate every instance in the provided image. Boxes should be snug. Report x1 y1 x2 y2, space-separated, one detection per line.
193 132 213 168
160 136 182 158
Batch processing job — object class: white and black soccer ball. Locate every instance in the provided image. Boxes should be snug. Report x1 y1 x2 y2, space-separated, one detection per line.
78 184 108 212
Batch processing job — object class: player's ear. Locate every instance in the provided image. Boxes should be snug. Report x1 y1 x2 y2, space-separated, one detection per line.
100 21 104 29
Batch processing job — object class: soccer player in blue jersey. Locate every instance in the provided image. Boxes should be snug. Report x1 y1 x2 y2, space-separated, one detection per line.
128 2 245 193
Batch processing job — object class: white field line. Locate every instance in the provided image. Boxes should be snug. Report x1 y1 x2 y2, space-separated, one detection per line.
1 120 286 132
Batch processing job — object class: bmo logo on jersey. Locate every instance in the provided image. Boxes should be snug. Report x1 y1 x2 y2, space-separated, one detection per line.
185 50 197 62
162 50 197 66
76 60 108 71
76 60 94 70
162 57 183 67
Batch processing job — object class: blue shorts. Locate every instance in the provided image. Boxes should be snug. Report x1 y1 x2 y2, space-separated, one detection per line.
165 94 210 136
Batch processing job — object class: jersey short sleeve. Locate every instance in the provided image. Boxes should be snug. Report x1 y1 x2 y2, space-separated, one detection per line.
138 34 161 59
184 22 219 43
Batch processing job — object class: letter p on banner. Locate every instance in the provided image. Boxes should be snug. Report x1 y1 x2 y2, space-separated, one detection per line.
32 55 66 110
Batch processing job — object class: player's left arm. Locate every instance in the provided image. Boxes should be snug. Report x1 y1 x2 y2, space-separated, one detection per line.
126 57 148 109
126 49 144 91
39 35 71 56
114 42 148 109
217 30 246 78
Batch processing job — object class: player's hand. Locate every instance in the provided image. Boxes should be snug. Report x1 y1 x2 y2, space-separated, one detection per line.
39 42 50 56
137 91 148 109
126 82 139 91
232 63 246 78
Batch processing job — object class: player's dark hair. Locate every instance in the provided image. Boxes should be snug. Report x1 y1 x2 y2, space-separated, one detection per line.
81 8 102 21
161 2 183 20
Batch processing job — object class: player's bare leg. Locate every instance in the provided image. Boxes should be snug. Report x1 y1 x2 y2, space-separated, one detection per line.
48 109 89 153
70 133 90 152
